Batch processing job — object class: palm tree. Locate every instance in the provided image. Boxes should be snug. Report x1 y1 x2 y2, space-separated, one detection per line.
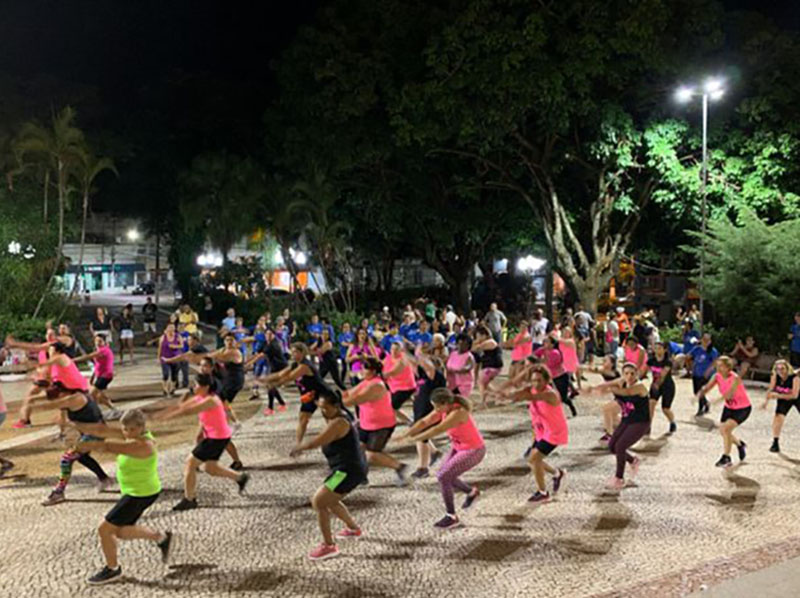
15 106 86 317
63 148 118 309
290 168 354 310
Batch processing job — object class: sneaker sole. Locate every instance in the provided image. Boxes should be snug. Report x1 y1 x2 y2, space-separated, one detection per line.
309 551 341 561
335 532 363 540
42 498 66 507
87 575 122 586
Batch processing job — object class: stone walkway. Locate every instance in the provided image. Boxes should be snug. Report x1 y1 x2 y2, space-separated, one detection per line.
2 369 800 597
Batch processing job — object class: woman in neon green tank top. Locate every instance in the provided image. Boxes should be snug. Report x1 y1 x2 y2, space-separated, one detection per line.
73 409 172 585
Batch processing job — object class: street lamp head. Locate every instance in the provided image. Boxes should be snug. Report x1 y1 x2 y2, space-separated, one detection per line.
709 88 725 102
127 229 141 241
675 85 695 103
704 77 724 94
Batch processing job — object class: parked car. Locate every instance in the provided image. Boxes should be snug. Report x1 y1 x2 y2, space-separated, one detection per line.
132 281 156 295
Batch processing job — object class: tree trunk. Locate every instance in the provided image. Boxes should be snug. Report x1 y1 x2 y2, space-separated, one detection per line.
381 257 394 292
567 263 614 316
43 169 50 224
32 163 66 319
454 275 472 315
60 189 89 316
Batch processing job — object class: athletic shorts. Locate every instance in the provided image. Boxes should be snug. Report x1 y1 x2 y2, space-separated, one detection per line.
143 322 157 333
219 385 243 403
791 352 800 368
105 493 160 526
479 367 501 386
358 426 395 452
649 378 676 410
161 363 179 382
413 394 434 422
120 329 134 340
721 406 751 425
776 399 800 416
46 381 83 399
192 437 230 462
391 389 414 410
94 376 113 391
533 439 558 456
324 469 365 495
300 393 319 414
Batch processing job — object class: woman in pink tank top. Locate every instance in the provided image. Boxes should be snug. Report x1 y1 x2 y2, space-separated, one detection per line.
695 356 751 469
499 363 567 503
38 343 89 392
446 334 476 398
342 357 407 486
507 320 532 381
383 343 417 425
346 329 378 385
624 337 648 379
400 387 484 530
155 373 248 510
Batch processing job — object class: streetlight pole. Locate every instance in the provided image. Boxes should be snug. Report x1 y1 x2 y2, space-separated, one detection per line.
700 92 708 334
675 77 725 335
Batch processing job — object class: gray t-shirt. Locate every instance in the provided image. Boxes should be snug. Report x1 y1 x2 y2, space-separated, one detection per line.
485 310 506 333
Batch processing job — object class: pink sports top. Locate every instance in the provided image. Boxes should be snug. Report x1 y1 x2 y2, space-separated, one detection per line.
93 345 114 379
533 347 565 379
560 341 579 374
511 332 533 362
196 395 232 439
356 378 396 431
446 350 474 390
349 344 374 373
715 372 751 410
624 345 646 372
439 407 484 451
528 384 568 445
383 354 417 393
52 358 89 391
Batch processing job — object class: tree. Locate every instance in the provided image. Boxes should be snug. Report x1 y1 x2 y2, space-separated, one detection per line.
15 106 86 317
63 148 117 308
179 151 265 264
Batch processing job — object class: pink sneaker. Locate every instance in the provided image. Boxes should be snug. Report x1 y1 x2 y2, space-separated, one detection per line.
606 477 625 491
308 543 340 561
263 408 274 416
629 457 641 479
336 527 362 539
12 420 31 429
277 405 287 412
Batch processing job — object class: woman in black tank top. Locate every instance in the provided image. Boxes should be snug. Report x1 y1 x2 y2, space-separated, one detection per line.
764 359 800 453
290 392 367 561
27 391 111 505
472 325 504 408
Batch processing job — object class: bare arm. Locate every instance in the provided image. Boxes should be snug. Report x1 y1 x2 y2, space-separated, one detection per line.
410 409 469 443
291 418 349 455
77 437 154 459
342 382 386 407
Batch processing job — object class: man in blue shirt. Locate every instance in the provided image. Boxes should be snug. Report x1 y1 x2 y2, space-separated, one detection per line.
399 314 418 340
689 332 718 415
221 308 236 333
307 314 323 341
380 323 403 354
407 320 433 349
682 320 700 355
337 322 354 381
789 312 800 367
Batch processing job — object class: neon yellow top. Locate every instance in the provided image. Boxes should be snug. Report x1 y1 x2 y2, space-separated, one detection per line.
116 432 161 497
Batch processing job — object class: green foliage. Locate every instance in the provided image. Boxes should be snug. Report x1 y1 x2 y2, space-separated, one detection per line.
0 314 52 342
688 211 800 351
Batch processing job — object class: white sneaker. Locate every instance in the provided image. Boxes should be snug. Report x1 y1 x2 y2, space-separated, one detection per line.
97 478 115 493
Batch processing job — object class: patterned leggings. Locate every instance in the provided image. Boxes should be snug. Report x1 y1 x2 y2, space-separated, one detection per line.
436 446 486 515
55 451 108 493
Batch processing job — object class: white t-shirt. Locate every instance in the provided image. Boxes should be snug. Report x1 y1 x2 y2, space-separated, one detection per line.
445 310 457 327
531 318 549 344
607 320 619 341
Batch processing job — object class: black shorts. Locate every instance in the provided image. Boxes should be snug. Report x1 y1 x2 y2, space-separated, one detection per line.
413 394 433 422
161 363 179 382
46 381 82 399
391 389 414 410
776 399 800 416
192 437 230 462
649 378 676 410
721 406 751 425
358 426 395 452
791 352 800 368
300 397 319 414
94 376 113 391
105 493 160 526
533 439 558 456
324 469 366 495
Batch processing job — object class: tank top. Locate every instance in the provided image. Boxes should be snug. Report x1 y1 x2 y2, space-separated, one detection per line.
160 334 183 362
774 374 796 397
196 394 232 439
67 394 104 423
52 358 89 391
614 385 650 423
93 345 114 379
715 372 751 410
117 432 162 497
383 354 417 392
534 347 565 379
223 359 244 383
446 350 474 390
481 346 504 369
417 367 446 404
528 384 569 445
294 358 336 399
440 407 484 451
322 412 368 475
511 332 532 361
356 378 396 431
624 345 646 371
560 341 579 373
349 344 372 373
647 355 672 384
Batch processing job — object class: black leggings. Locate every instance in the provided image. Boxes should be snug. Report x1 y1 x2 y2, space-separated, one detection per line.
608 420 649 479
319 358 346 390
268 388 285 409
553 374 577 416
693 375 710 410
